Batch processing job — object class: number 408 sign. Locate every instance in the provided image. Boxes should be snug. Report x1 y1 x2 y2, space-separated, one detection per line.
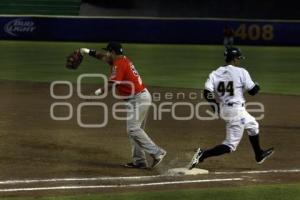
234 24 274 41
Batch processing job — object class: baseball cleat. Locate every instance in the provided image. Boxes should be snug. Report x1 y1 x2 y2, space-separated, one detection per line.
123 162 148 169
256 148 274 164
189 148 204 170
151 151 167 169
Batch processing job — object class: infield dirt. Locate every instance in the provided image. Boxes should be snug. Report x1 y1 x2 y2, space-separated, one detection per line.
0 80 299 196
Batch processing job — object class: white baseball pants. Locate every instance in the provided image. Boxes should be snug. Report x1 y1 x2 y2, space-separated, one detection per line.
220 105 259 151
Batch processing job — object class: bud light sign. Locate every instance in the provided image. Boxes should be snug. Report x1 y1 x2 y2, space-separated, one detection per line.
4 18 36 37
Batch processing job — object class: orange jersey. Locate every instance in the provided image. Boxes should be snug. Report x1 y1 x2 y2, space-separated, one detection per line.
109 56 145 96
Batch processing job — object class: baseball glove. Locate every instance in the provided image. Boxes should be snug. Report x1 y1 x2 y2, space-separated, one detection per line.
66 49 83 70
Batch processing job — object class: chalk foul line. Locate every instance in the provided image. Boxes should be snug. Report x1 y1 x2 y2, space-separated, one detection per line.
0 175 164 185
0 168 299 193
213 169 300 175
0 178 243 192
0 168 299 185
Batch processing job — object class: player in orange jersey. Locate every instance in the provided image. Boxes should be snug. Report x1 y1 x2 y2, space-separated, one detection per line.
80 42 166 169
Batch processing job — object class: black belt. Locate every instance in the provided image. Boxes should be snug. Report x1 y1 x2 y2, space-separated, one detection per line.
226 102 244 107
124 89 146 101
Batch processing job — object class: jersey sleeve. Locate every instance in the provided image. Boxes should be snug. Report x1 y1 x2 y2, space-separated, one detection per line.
204 72 215 92
109 61 125 84
243 69 255 91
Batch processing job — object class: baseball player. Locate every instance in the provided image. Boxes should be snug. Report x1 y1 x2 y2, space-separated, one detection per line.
80 42 166 169
189 47 274 169
223 25 234 48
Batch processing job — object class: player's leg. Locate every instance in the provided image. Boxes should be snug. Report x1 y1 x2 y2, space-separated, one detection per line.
126 99 152 166
222 120 245 151
214 106 245 156
244 111 274 164
201 120 245 159
190 144 231 169
229 37 234 47
246 116 263 158
124 136 148 168
189 116 244 169
126 90 165 167
201 144 231 161
224 37 228 48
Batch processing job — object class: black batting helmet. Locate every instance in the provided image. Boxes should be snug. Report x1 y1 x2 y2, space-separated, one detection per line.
224 47 245 63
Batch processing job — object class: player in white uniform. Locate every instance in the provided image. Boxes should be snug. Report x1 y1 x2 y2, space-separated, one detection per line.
189 47 274 169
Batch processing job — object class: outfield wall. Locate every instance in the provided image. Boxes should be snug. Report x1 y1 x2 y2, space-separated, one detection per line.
0 16 300 45
80 0 300 20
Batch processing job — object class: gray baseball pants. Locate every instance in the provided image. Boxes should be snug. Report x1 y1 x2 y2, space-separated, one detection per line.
126 89 164 165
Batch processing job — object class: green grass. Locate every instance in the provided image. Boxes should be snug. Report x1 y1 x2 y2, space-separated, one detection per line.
0 41 299 95
3 184 300 200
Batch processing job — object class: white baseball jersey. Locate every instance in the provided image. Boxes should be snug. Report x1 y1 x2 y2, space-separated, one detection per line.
205 65 255 105
205 65 259 151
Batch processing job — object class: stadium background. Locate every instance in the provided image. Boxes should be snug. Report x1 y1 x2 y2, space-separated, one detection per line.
0 0 299 200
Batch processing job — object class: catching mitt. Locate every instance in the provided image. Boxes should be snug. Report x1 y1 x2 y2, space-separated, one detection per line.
66 49 83 70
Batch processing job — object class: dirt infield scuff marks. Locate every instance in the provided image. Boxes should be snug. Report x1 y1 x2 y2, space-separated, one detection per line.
0 178 243 193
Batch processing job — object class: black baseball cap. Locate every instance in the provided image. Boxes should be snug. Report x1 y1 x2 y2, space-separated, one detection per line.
103 42 123 54
224 47 245 62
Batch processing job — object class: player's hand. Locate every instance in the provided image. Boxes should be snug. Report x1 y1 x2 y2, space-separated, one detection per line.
80 48 90 55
